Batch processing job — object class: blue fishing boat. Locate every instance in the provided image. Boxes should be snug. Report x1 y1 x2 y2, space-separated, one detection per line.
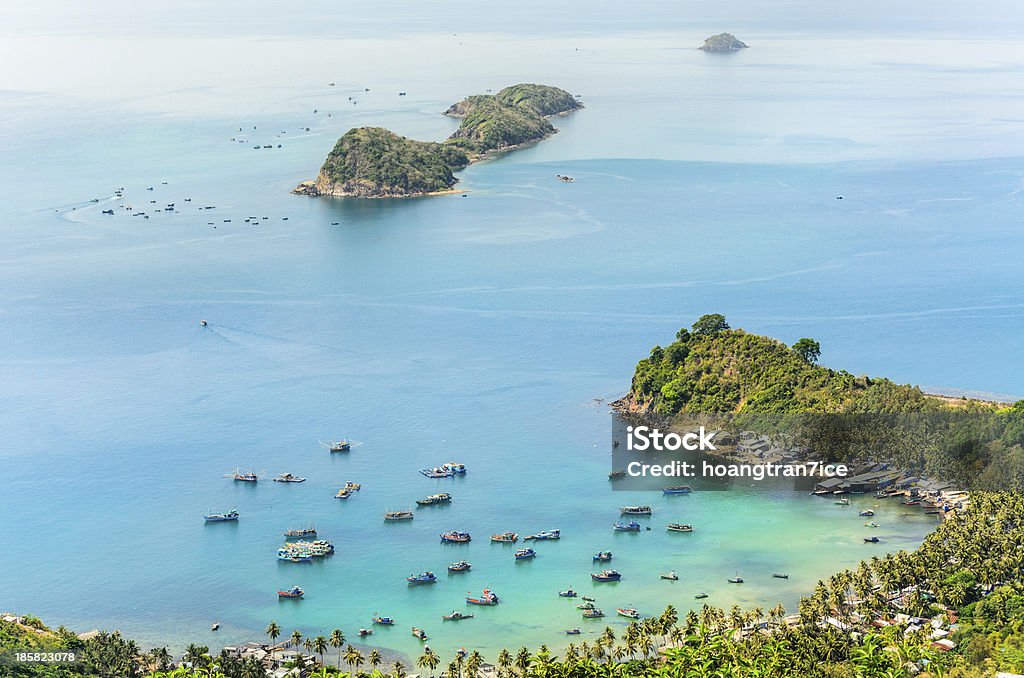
514 548 536 560
558 588 578 598
407 572 437 584
204 510 239 522
591 569 622 582
613 521 641 532
443 462 467 474
662 485 692 494
566 628 581 635
372 616 396 625
440 531 471 543
277 585 304 599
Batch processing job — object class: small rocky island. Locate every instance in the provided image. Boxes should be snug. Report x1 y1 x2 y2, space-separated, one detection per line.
294 84 581 198
699 33 748 52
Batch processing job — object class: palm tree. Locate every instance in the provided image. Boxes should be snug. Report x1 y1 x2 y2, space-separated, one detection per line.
514 647 531 677
149 647 172 671
417 647 441 676
265 621 281 648
313 635 328 666
344 644 365 673
497 649 512 677
369 649 382 672
465 650 483 678
393 659 407 678
329 629 345 668
289 629 303 650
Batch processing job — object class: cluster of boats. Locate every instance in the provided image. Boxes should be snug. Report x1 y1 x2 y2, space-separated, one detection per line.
277 540 334 562
419 462 467 478
335 482 362 499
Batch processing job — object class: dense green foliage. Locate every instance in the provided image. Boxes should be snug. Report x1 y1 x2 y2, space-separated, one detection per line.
318 128 467 197
305 84 579 197
626 316 1024 488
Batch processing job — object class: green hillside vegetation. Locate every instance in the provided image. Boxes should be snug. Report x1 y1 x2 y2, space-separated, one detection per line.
296 84 580 198
625 314 1024 488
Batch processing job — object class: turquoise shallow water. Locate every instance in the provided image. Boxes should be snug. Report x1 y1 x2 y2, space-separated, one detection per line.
2 0 1024 663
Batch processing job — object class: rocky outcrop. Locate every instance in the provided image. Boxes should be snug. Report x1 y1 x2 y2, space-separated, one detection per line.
699 33 748 52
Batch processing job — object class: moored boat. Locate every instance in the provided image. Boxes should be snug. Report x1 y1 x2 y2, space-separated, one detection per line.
608 469 626 480
864 536 880 543
204 510 239 522
620 505 652 515
284 526 316 538
325 439 351 452
273 473 305 483
443 462 467 474
344 482 361 492
772 573 789 579
558 588 577 598
582 608 605 618
407 571 437 584
660 571 678 581
662 485 692 494
491 531 519 543
466 588 499 605
420 466 454 478
358 628 372 637
372 616 395 625
695 593 709 599
865 521 880 528
859 510 875 517
666 523 693 533
440 530 471 543
443 611 474 621
566 628 581 635
277 585 304 599
835 498 850 506
417 493 452 506
593 551 613 561
591 569 622 582
728 576 744 584
523 529 560 540
384 511 414 521
335 488 351 499
448 560 472 572
411 627 428 640
617 607 640 619
613 521 641 532
514 548 536 560
230 468 258 482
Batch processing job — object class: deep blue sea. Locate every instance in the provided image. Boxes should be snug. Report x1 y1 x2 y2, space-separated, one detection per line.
2 0 1023 663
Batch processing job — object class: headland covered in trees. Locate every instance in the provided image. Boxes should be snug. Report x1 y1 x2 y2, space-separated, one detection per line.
292 84 581 198
616 315 1024 491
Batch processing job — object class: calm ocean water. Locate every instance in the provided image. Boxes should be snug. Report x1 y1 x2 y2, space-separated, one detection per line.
2 0 1023 662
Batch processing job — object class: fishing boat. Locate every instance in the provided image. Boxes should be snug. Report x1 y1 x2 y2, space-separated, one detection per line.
514 548 537 560
372 616 396 625
443 462 467 474
324 440 351 452
662 485 692 494
865 521 880 528
608 469 626 480
593 551 613 562
230 468 258 482
284 526 316 538
695 593 709 599
577 601 596 610
620 506 653 515
728 576 744 584
772 573 789 579
407 572 437 584
448 560 472 572
443 611 474 621
591 569 622 582
523 529 560 541
384 511 414 521
864 536 880 543
582 608 605 618
411 627 428 641
566 629 581 635
277 550 312 563
273 473 306 483
660 571 678 581
667 523 693 533
466 588 499 605
617 608 640 619
344 482 361 492
902 500 921 506
420 468 453 478
613 521 641 532
416 493 452 506
582 595 596 602
358 628 372 637
204 510 239 522
440 530 471 543
491 532 519 543
558 588 578 598
859 510 875 517
210 623 219 631
835 498 850 506
277 586 304 599
335 488 351 499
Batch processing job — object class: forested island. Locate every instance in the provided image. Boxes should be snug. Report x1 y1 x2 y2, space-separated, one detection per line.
618 314 1024 489
293 84 581 198
699 33 748 52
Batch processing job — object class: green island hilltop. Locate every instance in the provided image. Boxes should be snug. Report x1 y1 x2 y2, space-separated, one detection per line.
619 314 1024 489
699 32 749 52
293 83 581 198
